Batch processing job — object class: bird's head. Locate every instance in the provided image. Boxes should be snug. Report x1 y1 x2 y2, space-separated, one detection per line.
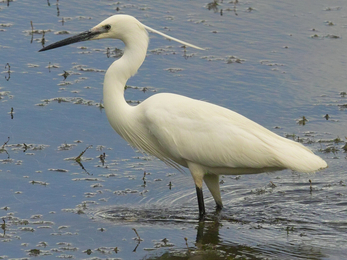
92 15 146 41
39 14 203 52
39 15 145 52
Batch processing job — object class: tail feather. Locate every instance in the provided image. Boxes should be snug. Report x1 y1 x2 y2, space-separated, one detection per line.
275 139 327 173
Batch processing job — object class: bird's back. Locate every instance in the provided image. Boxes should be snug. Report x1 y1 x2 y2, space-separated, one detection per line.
133 93 327 173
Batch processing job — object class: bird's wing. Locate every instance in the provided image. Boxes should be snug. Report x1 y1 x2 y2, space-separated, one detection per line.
139 93 326 173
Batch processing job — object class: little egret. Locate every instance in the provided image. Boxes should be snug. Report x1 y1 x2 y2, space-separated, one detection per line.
40 15 327 220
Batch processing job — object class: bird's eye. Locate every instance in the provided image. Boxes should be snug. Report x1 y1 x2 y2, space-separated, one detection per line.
104 24 111 30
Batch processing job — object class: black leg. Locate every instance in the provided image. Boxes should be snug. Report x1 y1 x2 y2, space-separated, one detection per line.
196 185 205 221
216 202 223 211
215 204 222 218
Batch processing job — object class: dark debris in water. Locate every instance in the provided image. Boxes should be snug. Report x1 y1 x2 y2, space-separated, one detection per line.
165 68 183 73
310 34 340 39
260 60 284 67
46 63 60 70
201 55 226 62
71 65 105 73
58 142 77 151
106 47 124 58
24 29 53 36
0 23 12 28
205 0 252 17
72 177 103 181
200 54 246 65
283 131 345 156
149 47 180 55
29 180 49 186
325 21 335 26
37 97 104 108
37 84 156 107
28 248 41 256
125 84 157 93
54 30 70 35
296 116 308 126
1 140 49 159
324 6 342 11
48 168 68 172
226 56 244 64
319 146 338 154
325 34 340 39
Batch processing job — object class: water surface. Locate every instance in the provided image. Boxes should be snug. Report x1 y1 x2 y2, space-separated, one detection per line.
0 0 346 259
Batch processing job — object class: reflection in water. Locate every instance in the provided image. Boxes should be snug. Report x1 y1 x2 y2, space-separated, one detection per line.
94 206 328 260
139 219 328 260
145 221 327 260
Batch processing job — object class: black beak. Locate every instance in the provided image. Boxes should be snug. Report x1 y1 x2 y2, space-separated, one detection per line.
39 28 104 52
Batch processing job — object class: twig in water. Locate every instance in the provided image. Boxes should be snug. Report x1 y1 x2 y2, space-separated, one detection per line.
75 145 92 175
75 145 92 163
184 237 190 253
30 21 34 43
132 228 141 241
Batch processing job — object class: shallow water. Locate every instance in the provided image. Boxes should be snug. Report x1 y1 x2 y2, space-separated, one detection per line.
0 0 346 259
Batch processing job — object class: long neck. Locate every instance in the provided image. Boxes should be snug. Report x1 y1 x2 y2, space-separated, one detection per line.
103 28 149 139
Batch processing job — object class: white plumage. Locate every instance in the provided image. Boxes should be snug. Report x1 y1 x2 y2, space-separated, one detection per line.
40 14 327 219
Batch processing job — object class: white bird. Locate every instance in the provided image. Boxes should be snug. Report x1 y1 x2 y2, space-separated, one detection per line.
39 14 327 220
